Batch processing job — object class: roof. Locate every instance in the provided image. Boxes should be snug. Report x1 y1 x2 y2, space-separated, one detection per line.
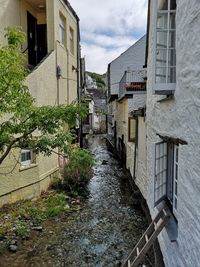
108 35 146 66
63 0 80 21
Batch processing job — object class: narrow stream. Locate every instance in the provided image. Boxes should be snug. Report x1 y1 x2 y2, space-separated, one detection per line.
0 135 150 267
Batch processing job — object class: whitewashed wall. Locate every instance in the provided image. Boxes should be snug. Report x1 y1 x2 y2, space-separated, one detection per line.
109 36 146 95
128 94 146 113
146 0 200 266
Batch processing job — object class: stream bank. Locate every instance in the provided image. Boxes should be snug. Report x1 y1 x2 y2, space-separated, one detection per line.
0 135 154 266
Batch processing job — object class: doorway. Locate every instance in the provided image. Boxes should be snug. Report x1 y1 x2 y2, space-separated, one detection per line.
27 12 37 66
27 12 47 67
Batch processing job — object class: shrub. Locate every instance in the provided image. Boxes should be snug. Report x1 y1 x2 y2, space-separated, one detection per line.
63 148 95 196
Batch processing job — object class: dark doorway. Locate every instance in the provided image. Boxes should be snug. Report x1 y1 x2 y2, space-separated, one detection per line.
27 12 37 66
37 24 47 63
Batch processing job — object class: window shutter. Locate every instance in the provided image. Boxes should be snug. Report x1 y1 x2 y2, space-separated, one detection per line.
154 142 167 206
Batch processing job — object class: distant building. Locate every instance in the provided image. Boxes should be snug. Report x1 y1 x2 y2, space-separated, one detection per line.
107 36 147 183
85 73 97 89
87 88 107 134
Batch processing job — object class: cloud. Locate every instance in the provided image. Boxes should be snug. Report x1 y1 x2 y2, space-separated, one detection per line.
69 0 148 73
81 31 137 49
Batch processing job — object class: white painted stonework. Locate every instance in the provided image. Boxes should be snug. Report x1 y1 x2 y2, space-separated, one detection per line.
128 94 146 113
109 36 146 95
146 0 200 266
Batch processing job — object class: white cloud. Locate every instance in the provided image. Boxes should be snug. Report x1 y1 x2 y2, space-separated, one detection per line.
81 31 137 49
69 0 148 73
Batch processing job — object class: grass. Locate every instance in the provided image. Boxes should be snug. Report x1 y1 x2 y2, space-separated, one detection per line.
16 221 29 239
0 191 70 246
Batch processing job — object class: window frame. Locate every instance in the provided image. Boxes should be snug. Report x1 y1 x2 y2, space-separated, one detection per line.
173 144 178 217
59 12 66 47
154 141 168 206
21 149 32 166
69 27 74 55
128 117 136 142
154 141 179 219
153 0 176 92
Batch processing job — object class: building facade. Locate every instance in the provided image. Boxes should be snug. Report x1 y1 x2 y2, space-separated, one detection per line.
0 0 80 206
146 0 200 266
107 36 147 184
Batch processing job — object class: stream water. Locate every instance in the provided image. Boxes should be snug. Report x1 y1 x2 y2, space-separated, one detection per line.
0 135 151 267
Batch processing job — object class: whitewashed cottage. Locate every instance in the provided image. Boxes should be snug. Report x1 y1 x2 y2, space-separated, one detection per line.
107 37 147 171
144 0 200 266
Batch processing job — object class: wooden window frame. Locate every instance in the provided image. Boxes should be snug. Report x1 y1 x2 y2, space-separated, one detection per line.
128 117 136 142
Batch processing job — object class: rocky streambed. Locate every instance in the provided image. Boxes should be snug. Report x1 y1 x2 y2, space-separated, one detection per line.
0 135 153 267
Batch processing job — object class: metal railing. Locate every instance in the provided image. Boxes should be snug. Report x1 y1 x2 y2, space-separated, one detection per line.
119 70 147 98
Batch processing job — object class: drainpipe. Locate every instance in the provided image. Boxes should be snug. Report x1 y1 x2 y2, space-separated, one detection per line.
77 18 83 147
66 48 70 105
56 41 60 106
77 21 80 103
133 118 138 179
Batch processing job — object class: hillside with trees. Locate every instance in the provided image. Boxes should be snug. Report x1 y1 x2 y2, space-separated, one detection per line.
86 72 106 88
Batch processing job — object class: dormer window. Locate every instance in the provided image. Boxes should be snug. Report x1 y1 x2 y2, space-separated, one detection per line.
154 0 176 92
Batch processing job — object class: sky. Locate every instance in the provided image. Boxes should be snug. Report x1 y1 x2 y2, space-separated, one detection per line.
69 0 148 74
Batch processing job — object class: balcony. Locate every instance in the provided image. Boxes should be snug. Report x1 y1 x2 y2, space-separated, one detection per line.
119 70 147 100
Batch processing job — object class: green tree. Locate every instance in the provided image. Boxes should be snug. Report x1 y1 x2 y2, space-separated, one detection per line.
87 72 106 88
0 27 87 166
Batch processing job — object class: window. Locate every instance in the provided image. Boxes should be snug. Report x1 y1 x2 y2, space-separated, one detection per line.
154 142 178 218
154 0 176 91
59 13 66 46
128 117 136 142
69 27 74 54
21 149 32 166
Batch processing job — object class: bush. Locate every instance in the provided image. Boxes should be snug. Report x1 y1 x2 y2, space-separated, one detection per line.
63 148 95 196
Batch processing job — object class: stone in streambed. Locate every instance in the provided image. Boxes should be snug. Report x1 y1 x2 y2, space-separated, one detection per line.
9 244 18 252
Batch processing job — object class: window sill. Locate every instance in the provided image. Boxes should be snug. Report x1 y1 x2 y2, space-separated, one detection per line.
154 90 175 96
165 207 178 242
19 164 38 172
157 95 174 103
57 41 67 51
128 139 135 143
155 203 178 242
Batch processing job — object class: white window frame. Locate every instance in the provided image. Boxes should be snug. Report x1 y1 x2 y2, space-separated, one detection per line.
154 141 179 219
59 13 66 46
154 142 167 205
173 145 178 217
153 0 176 92
21 149 32 166
69 27 74 55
